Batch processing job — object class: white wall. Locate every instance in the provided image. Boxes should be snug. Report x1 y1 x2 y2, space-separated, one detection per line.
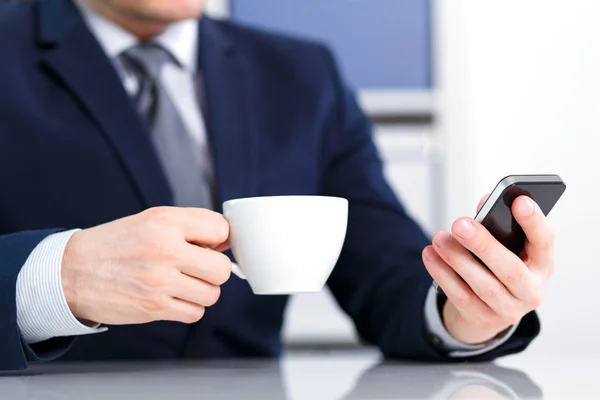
435 0 600 354
203 0 230 18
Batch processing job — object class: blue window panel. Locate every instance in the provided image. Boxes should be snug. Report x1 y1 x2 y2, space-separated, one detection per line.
230 0 432 90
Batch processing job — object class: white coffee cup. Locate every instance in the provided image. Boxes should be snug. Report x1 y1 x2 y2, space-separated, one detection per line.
222 195 348 294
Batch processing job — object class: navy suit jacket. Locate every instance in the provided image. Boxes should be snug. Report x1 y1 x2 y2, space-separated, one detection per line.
0 0 540 371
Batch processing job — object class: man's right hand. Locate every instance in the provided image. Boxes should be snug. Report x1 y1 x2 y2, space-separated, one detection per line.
60 207 232 326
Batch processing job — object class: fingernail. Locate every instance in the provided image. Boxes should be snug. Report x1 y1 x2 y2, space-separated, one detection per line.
453 219 476 239
423 246 436 261
433 231 452 249
518 197 535 216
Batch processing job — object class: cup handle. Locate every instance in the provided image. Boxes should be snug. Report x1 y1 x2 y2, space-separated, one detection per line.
231 262 246 280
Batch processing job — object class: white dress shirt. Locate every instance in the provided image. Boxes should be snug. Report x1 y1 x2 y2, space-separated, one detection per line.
15 2 516 355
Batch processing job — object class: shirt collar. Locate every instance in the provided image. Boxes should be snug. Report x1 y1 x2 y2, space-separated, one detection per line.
74 0 199 72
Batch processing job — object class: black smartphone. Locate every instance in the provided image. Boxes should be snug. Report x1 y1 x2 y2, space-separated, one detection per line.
474 174 567 255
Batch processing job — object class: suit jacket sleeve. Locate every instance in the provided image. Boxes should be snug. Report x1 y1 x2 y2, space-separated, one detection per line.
317 46 540 362
0 229 75 371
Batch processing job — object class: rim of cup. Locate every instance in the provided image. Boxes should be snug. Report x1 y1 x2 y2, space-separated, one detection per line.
223 195 348 207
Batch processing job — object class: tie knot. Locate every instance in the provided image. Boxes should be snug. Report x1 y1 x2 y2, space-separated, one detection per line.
121 43 175 81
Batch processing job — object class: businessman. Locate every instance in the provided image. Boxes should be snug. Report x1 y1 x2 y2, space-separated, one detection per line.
0 0 553 371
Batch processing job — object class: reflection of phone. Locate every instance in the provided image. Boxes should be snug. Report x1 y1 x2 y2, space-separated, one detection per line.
474 175 567 255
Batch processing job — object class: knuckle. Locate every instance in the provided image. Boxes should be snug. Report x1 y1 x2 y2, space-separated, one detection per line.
455 290 473 308
146 239 177 262
199 250 232 285
474 235 492 256
528 292 543 309
203 285 221 307
212 218 230 244
140 271 165 289
140 295 167 315
505 263 525 284
481 284 500 300
199 210 229 244
444 252 458 268
143 206 175 223
181 306 205 324
213 253 232 285
440 249 461 270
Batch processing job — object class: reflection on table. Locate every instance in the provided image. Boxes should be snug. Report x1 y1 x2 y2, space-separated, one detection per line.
341 361 542 399
0 351 542 400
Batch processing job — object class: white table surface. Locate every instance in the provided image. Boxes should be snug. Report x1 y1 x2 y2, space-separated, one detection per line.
0 349 593 399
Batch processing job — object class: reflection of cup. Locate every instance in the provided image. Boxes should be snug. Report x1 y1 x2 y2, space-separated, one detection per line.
222 195 348 294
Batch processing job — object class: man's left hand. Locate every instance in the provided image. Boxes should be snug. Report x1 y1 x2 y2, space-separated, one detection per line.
422 195 554 345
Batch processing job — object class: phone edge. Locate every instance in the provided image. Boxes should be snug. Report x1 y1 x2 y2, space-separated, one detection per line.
474 174 565 223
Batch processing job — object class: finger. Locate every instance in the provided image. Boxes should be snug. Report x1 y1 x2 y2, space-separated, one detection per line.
476 193 491 213
212 239 230 253
145 207 229 246
422 246 494 318
169 273 221 307
180 208 229 246
164 299 206 324
432 232 521 315
511 196 555 273
449 219 534 302
177 245 232 286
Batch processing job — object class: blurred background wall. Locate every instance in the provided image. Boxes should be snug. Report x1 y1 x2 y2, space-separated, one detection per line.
205 0 600 355
436 0 600 356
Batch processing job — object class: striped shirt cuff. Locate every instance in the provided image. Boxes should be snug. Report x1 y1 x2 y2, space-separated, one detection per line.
424 285 519 357
16 229 108 344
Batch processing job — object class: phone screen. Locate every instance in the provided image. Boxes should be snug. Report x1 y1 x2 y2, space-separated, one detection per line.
478 182 566 255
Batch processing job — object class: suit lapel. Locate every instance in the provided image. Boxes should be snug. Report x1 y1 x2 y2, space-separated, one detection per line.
200 18 259 212
36 0 173 208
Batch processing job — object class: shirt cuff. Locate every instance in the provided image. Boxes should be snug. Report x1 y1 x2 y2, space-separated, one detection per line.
16 229 108 344
424 285 519 358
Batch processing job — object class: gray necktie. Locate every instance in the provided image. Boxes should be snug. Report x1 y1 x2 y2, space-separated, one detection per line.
120 44 212 208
